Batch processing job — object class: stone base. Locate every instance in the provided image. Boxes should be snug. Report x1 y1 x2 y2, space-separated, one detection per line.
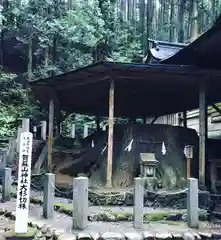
143 177 158 191
89 188 212 209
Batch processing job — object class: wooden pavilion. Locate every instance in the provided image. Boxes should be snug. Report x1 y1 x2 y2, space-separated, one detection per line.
15 14 221 189
30 61 221 189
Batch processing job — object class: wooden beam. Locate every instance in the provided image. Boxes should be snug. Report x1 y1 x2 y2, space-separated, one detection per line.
48 99 54 172
151 116 158 124
106 78 114 188
199 81 207 187
52 75 109 91
143 117 146 123
211 103 221 115
96 117 100 131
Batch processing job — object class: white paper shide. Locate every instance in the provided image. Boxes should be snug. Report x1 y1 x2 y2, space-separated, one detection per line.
15 132 33 233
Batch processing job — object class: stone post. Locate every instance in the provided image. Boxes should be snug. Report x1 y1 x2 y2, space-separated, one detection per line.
187 178 199 228
71 124 76 138
43 173 55 219
83 125 88 138
40 121 47 141
22 118 30 132
2 168 12 202
133 177 144 229
73 177 88 229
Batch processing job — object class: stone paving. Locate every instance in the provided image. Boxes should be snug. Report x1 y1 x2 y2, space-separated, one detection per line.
0 215 14 232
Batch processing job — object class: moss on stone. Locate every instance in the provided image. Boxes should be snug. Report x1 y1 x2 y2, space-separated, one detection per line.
30 196 42 205
158 220 181 225
28 194 208 223
144 211 171 221
199 211 208 221
54 202 73 211
4 227 38 237
29 196 73 213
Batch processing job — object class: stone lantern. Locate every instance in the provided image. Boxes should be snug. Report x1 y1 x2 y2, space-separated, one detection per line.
140 153 159 190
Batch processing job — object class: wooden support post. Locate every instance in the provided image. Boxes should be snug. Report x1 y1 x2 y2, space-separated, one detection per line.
96 117 100 131
48 99 54 172
106 78 114 188
187 158 191 179
183 111 187 127
199 82 207 187
142 117 146 124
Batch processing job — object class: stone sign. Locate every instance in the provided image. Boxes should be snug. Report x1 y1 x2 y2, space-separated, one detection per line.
15 132 33 233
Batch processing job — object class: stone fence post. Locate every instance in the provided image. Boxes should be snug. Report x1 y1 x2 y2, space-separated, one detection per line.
73 177 88 229
83 125 88 138
134 177 144 229
2 168 12 202
43 173 55 219
187 178 199 228
40 121 47 141
22 118 30 132
71 124 76 138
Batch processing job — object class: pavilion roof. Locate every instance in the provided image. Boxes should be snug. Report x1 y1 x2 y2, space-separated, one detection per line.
145 39 187 63
30 61 221 118
162 15 221 69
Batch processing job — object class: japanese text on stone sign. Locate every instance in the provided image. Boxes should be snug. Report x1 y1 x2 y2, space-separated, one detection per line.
15 132 33 234
18 135 31 209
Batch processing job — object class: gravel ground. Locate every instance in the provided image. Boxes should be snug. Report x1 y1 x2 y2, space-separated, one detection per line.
0 198 220 234
0 215 14 232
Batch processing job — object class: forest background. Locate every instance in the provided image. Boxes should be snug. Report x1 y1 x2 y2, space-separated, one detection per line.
0 0 220 140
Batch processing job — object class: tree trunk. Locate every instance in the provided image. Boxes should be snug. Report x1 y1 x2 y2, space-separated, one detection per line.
169 0 176 42
178 0 185 42
131 0 137 32
52 36 57 76
127 0 132 22
139 0 145 54
190 0 199 41
120 0 127 21
0 0 9 69
151 0 157 39
146 0 153 54
67 0 72 9
27 36 33 82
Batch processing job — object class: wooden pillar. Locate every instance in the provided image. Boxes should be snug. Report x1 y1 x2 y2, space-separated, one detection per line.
143 117 146 124
96 117 100 132
48 99 54 172
106 78 114 188
183 111 187 127
199 82 207 187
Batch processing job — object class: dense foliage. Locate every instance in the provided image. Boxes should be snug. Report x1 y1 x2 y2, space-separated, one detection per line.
0 0 220 138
